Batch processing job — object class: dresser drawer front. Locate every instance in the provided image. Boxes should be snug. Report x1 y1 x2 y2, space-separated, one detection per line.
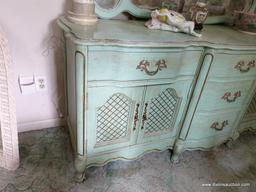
209 50 256 79
88 47 203 81
197 80 253 111
187 110 240 140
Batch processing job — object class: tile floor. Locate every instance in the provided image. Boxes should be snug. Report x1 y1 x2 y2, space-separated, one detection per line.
0 127 255 192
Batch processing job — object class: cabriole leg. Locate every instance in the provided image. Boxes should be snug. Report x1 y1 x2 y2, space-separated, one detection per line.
74 155 87 183
171 139 185 163
226 131 240 148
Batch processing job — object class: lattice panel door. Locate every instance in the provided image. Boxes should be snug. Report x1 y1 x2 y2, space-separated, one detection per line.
247 94 256 114
244 93 256 121
144 88 181 136
96 93 133 144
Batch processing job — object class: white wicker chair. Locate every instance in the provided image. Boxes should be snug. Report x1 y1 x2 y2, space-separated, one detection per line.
0 29 19 170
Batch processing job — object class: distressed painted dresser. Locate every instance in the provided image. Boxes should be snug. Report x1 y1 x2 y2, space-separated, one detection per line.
58 0 256 181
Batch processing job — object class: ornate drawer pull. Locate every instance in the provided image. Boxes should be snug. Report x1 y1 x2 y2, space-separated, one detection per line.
133 104 140 131
222 91 241 103
235 60 255 73
211 120 228 131
136 59 167 76
141 103 148 129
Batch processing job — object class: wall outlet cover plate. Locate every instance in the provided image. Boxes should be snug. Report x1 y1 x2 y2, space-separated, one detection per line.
35 76 48 92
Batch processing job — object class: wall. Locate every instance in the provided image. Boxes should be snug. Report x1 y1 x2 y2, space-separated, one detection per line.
0 0 70 132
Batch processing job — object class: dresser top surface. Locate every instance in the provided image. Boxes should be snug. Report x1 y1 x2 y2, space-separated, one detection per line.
58 16 256 49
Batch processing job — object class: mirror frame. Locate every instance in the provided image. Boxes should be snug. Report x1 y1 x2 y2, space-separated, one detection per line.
95 0 151 19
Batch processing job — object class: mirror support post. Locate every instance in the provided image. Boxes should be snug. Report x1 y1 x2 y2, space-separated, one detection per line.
68 0 98 25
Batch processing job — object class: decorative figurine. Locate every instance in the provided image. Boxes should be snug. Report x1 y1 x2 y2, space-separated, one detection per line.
145 9 202 37
189 2 208 30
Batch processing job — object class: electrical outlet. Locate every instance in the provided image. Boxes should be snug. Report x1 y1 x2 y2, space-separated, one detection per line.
35 76 48 92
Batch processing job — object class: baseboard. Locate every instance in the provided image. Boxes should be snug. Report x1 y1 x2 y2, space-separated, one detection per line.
18 118 66 132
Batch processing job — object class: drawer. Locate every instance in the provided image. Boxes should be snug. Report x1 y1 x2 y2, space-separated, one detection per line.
209 50 256 79
88 46 203 81
187 109 240 140
197 80 253 111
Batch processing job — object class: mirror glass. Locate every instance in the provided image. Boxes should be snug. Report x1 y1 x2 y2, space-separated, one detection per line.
131 0 246 15
132 0 179 10
183 0 245 17
95 0 246 16
132 0 246 17
95 0 120 9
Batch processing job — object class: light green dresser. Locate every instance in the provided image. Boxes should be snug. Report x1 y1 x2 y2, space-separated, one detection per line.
176 49 256 161
58 3 256 181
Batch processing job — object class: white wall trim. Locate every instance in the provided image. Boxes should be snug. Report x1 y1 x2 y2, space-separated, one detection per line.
18 118 66 132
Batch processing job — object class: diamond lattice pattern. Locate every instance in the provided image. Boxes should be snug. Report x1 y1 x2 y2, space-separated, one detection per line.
145 88 180 134
247 95 256 114
96 93 131 143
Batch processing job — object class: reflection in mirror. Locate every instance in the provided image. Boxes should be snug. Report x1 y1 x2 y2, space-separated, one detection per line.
131 0 246 16
132 0 179 10
94 0 246 20
95 0 120 9
183 0 245 17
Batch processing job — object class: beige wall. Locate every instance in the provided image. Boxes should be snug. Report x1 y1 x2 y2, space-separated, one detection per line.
0 0 70 132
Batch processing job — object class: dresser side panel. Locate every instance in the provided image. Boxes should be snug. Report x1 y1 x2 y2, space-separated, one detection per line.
66 37 78 152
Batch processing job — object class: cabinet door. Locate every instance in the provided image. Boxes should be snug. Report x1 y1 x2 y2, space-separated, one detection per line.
87 86 145 155
137 84 182 144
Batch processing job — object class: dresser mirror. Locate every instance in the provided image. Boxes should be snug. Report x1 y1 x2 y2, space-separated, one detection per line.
94 0 247 24
95 0 120 9
94 0 246 14
95 0 151 19
132 0 176 9
95 0 179 16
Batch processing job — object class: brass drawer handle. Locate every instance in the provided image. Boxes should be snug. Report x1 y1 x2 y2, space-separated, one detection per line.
235 60 255 73
137 59 167 76
133 103 140 131
141 103 148 129
222 91 241 103
211 120 228 131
